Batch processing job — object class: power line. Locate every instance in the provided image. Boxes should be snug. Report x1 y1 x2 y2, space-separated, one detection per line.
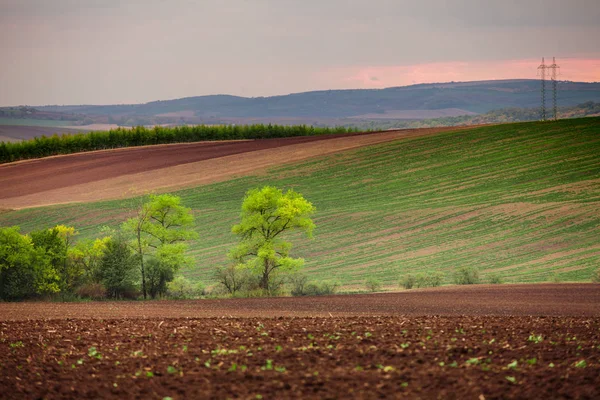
548 57 560 121
537 57 547 121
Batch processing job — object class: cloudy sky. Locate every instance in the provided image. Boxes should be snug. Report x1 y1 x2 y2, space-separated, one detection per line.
1 0 599 105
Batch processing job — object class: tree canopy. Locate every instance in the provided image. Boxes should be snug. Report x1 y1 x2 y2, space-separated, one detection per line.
122 193 197 299
229 186 316 294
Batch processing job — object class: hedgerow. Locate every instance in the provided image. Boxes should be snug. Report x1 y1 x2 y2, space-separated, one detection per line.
0 124 360 163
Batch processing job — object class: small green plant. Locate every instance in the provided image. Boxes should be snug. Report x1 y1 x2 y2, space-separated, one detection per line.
167 366 178 374
88 346 102 360
507 360 518 369
574 360 587 368
261 359 274 371
364 277 382 292
528 334 544 344
9 341 24 349
505 376 517 384
453 266 480 285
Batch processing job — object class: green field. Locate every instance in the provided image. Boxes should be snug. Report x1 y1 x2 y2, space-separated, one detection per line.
2 117 599 287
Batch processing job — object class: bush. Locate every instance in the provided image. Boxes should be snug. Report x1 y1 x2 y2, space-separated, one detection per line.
214 264 249 296
290 274 309 296
592 268 600 283
291 277 340 296
488 274 504 284
365 277 382 292
167 276 203 299
453 267 480 285
75 283 106 300
401 272 444 289
400 274 416 289
417 272 444 288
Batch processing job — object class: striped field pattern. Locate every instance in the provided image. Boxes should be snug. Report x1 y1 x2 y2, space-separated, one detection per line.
1 117 599 288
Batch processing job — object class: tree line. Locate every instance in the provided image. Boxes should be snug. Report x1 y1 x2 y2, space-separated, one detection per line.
0 124 359 163
0 187 323 301
0 194 198 301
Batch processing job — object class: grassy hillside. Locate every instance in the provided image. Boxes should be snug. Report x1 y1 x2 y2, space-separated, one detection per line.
1 117 599 287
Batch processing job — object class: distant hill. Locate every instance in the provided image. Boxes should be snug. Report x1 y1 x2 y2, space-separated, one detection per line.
32 80 600 123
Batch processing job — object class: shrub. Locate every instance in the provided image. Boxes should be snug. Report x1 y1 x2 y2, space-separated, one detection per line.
214 264 249 296
419 272 444 288
453 267 480 285
365 277 382 292
592 268 600 283
400 274 416 289
402 272 444 289
292 280 340 296
290 274 309 296
488 273 504 284
75 283 106 300
167 276 203 299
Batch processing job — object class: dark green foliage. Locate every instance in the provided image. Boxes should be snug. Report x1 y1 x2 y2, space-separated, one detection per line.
0 124 358 163
453 267 480 285
99 236 138 299
145 258 174 299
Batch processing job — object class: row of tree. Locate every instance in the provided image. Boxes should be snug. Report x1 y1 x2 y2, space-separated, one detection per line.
1 187 318 301
0 194 197 301
0 124 359 163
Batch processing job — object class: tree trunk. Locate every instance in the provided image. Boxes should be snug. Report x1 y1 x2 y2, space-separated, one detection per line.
260 259 270 293
138 231 147 300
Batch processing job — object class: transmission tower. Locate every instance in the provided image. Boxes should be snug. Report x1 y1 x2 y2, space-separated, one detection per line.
537 57 547 121
548 57 560 120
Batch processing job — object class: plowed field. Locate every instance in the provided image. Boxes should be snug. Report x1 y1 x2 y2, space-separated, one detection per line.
1 285 599 399
0 127 461 209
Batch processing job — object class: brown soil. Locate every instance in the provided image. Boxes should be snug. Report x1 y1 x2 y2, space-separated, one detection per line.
0 127 461 209
1 285 599 399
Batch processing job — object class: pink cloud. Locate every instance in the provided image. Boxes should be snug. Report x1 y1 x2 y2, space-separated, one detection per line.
319 58 600 89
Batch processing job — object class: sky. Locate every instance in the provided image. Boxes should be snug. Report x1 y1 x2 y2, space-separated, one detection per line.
1 0 599 106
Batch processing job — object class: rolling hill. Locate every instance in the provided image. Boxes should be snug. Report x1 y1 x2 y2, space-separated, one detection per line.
1 117 599 288
35 80 600 120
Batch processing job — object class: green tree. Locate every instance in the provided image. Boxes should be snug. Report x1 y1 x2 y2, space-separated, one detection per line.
145 258 174 299
229 186 316 295
30 225 80 292
0 226 60 300
69 236 111 284
123 194 197 299
98 235 138 299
